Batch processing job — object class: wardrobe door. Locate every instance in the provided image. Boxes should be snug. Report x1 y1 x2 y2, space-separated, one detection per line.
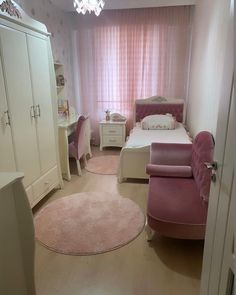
27 35 57 173
0 26 40 187
0 56 16 171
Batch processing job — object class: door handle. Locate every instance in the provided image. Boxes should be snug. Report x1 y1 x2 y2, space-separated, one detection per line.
204 161 218 171
4 110 10 126
204 161 218 182
36 104 41 117
30 106 36 118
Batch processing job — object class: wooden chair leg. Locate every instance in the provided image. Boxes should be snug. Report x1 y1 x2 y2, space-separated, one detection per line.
76 159 82 176
145 222 154 242
88 146 92 158
83 154 87 166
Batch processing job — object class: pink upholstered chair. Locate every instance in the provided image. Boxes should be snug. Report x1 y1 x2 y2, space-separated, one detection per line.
146 131 215 240
69 115 89 176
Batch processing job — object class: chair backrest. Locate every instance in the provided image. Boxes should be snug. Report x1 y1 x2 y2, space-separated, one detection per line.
74 115 88 159
191 131 215 202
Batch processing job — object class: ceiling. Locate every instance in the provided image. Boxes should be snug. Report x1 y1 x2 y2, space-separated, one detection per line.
51 0 195 12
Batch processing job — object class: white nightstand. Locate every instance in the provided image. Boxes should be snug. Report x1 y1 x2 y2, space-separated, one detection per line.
99 120 126 151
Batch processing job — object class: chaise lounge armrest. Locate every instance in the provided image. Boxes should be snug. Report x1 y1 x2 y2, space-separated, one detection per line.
146 164 193 178
150 143 193 166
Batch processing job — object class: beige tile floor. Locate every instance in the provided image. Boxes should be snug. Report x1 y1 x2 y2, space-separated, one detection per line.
33 147 203 295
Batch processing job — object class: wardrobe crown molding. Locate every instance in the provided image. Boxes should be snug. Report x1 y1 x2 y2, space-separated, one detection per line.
0 0 50 36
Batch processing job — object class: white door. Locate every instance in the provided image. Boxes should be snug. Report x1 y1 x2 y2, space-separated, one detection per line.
218 148 235 294
207 90 235 294
0 26 40 187
201 87 235 295
27 35 57 173
200 2 234 294
0 54 15 171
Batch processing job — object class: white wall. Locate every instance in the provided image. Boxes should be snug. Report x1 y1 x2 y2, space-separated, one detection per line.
186 0 232 137
15 0 75 106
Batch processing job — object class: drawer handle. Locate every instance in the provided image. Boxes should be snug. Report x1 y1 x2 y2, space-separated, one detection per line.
109 139 116 143
109 130 116 133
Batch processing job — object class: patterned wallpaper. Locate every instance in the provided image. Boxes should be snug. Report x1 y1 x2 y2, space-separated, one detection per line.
15 0 75 106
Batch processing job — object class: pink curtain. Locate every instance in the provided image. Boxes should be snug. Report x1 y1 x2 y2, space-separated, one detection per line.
75 6 192 143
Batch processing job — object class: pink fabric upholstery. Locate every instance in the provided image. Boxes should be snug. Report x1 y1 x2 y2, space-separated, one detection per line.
148 177 208 239
147 131 214 240
136 103 184 123
69 115 88 160
147 215 206 240
150 143 192 166
146 164 192 178
191 132 215 202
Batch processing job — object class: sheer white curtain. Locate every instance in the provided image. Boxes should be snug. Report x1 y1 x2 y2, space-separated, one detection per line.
73 6 192 143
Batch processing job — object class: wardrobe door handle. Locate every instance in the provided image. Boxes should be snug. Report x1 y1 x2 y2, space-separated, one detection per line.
30 106 36 118
4 110 10 126
36 104 41 117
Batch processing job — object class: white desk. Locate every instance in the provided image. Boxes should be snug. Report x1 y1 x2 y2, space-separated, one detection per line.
58 115 92 181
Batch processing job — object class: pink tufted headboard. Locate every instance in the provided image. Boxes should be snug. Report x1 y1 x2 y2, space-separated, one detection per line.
135 98 184 123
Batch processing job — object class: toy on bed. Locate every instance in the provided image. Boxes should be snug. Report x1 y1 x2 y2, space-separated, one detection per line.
118 96 191 183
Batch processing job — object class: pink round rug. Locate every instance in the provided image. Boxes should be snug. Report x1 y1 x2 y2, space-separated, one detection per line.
34 192 145 255
85 155 119 175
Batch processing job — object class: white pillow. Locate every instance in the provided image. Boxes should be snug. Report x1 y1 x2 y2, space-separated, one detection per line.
141 114 176 130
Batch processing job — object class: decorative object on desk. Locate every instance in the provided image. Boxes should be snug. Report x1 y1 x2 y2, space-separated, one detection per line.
110 112 126 122
56 74 65 86
85 155 119 175
68 105 77 118
58 99 69 117
105 109 110 121
34 191 145 255
74 0 105 17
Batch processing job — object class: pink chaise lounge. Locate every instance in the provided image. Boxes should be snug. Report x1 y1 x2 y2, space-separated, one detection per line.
146 131 215 240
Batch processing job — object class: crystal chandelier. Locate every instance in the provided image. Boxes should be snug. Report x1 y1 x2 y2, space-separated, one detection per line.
74 0 105 16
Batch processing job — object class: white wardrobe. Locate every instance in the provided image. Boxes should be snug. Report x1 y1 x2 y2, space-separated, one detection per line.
0 1 62 207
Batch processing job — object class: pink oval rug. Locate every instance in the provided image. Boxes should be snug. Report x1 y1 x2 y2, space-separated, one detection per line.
34 192 145 255
85 155 119 175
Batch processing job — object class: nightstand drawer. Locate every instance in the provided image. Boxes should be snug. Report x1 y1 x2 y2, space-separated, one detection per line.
103 135 123 146
102 125 123 136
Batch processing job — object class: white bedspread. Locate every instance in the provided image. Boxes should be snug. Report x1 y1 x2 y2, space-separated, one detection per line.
125 123 191 148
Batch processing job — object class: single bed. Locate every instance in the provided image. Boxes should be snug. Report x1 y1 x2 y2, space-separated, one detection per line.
118 97 192 182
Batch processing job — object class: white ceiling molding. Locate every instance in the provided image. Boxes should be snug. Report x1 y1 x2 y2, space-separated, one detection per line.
51 0 195 13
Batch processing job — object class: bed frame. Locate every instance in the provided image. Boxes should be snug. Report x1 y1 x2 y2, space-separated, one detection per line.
118 97 185 182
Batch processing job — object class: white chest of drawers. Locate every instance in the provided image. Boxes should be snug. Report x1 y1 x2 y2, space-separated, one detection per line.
99 120 126 151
